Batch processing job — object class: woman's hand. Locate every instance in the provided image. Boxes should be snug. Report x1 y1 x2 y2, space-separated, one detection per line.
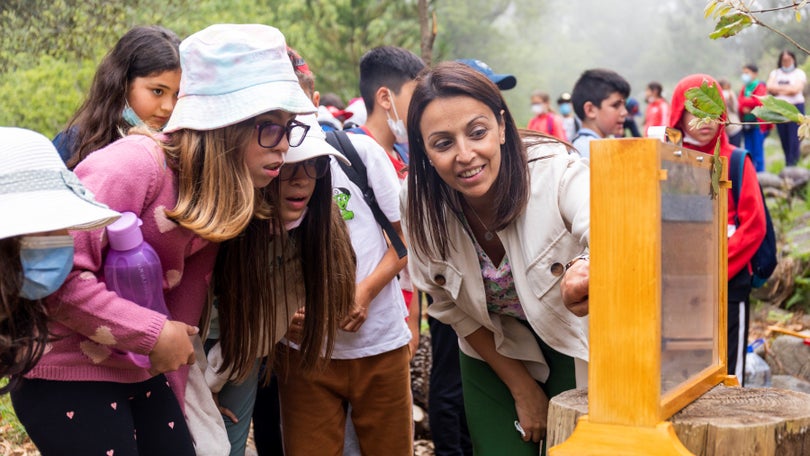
148 320 198 375
285 307 306 344
561 258 589 317
340 283 372 332
511 379 549 443
340 302 369 332
212 392 239 423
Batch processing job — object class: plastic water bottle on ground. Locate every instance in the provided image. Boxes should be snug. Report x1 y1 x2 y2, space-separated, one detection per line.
104 212 169 368
744 338 772 387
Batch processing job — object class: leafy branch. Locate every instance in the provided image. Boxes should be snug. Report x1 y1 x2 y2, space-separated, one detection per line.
684 82 810 142
704 0 810 55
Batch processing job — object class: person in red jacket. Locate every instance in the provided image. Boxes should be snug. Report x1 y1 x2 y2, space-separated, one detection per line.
527 91 567 140
669 73 767 383
738 64 769 171
642 81 669 136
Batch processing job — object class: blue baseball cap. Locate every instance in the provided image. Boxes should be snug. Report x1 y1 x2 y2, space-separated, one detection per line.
457 59 517 90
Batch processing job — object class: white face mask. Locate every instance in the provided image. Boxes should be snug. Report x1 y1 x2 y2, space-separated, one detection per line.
683 132 711 147
386 90 408 144
531 103 547 115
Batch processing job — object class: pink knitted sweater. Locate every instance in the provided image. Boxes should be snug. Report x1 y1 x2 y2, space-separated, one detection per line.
27 134 218 404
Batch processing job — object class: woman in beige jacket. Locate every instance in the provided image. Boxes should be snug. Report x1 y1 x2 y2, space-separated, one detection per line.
402 61 590 456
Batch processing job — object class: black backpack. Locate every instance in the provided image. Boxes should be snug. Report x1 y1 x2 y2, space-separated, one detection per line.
729 148 777 288
325 130 407 259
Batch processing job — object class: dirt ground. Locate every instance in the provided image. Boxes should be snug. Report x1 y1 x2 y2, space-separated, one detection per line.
3 303 805 456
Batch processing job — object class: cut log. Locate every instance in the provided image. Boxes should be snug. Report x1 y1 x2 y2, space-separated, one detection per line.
548 385 810 455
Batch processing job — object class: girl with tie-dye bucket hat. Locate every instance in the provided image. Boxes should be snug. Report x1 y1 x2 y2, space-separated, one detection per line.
10 24 318 455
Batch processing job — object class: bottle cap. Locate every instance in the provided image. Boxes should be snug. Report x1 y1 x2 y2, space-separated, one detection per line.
106 212 144 251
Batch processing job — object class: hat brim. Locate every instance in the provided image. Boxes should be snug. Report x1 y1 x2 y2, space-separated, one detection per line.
286 137 350 166
492 74 517 91
164 80 317 133
0 189 120 240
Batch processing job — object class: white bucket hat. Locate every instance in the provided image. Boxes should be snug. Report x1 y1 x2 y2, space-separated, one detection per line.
0 127 120 240
164 24 317 133
286 114 350 165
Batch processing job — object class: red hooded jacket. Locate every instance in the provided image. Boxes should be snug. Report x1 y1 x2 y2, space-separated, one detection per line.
669 74 766 280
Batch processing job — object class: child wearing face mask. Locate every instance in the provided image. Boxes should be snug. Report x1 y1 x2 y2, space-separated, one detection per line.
557 92 581 143
10 24 320 455
669 73 767 387
527 91 567 141
53 26 182 168
353 46 425 181
0 127 120 394
766 50 807 167
738 63 769 172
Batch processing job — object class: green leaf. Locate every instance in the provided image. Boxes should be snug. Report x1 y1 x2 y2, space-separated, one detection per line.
704 0 718 19
751 107 790 123
757 95 803 122
709 12 752 39
711 139 722 199
715 4 733 18
684 82 725 119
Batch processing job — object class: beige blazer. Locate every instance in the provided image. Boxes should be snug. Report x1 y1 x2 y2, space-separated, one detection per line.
402 142 590 384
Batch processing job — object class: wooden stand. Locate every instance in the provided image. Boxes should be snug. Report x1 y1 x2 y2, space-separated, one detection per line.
548 385 810 455
549 139 731 455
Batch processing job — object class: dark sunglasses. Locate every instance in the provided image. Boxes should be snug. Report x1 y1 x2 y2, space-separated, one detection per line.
279 156 331 181
255 119 310 148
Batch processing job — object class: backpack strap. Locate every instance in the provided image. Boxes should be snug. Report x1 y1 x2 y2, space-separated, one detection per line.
729 148 747 225
571 128 599 144
325 130 408 259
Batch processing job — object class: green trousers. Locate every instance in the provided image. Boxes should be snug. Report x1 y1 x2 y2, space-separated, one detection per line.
460 330 576 456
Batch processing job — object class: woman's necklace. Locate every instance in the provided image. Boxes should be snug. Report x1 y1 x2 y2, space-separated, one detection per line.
467 205 495 241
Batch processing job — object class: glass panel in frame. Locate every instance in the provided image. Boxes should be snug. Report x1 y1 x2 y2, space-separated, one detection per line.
659 152 720 395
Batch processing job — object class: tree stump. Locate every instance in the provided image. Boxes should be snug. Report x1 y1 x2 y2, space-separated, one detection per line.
548 385 810 455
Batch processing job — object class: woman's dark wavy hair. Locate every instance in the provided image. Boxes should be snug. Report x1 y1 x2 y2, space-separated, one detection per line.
213 169 355 383
0 238 49 394
405 61 529 259
66 26 180 169
776 50 799 70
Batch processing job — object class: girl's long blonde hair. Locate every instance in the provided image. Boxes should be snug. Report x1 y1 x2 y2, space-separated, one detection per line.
163 121 272 242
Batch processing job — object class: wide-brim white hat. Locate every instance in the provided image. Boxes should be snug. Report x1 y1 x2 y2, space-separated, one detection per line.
164 24 316 133
0 127 120 239
286 114 350 165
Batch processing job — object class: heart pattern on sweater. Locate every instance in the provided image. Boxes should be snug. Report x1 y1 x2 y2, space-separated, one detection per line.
153 206 178 233
79 271 96 281
90 326 117 346
66 411 74 419
166 269 182 289
79 340 111 364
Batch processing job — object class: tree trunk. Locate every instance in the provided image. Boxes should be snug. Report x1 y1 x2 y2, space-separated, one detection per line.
548 385 810 455
418 0 437 65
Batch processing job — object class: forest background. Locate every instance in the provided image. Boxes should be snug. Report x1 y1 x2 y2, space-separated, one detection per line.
2 0 809 139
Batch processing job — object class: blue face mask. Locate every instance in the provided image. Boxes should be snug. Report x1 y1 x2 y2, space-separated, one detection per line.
741 73 753 84
559 103 573 116
19 235 75 300
122 103 144 127
781 65 795 73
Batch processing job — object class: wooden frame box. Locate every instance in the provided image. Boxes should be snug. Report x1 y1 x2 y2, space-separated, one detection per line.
551 138 733 455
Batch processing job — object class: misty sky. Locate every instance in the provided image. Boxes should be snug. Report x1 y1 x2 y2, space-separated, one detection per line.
493 0 769 123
